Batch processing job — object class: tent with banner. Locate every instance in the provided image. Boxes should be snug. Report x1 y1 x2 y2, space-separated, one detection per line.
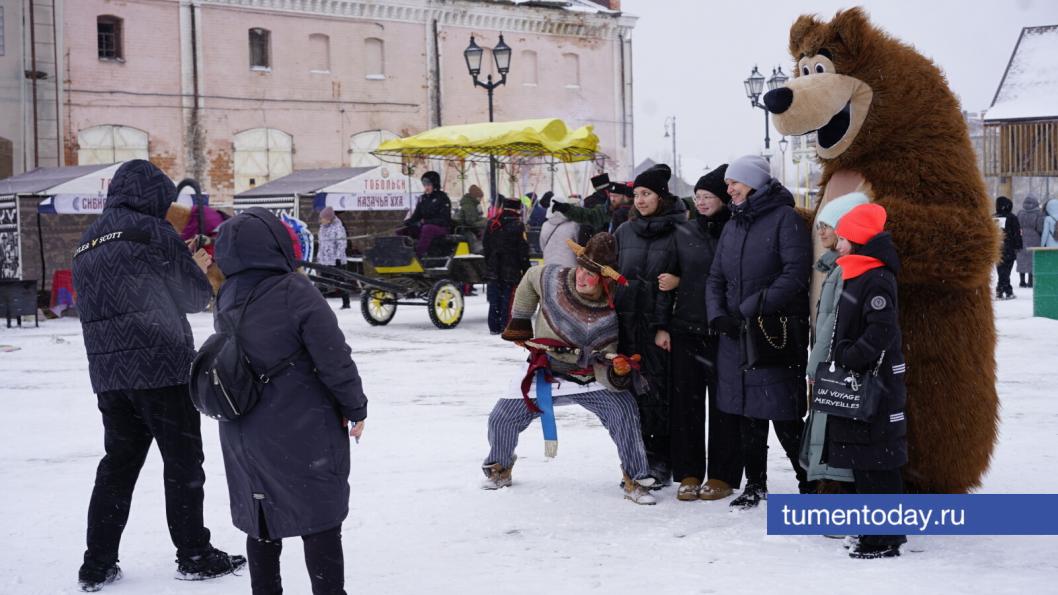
233 166 423 218
0 162 196 294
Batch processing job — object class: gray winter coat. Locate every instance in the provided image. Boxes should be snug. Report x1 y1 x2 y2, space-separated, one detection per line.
705 179 812 420
214 208 368 540
1042 199 1058 249
539 211 578 268
1016 196 1045 273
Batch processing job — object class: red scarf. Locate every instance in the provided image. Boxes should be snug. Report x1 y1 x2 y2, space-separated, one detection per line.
837 254 885 280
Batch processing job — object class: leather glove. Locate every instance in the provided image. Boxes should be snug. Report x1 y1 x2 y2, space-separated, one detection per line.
539 191 554 210
552 200 572 214
710 316 742 338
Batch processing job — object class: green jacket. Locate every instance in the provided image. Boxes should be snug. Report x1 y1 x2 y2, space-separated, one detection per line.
807 250 841 380
455 194 485 230
557 202 610 231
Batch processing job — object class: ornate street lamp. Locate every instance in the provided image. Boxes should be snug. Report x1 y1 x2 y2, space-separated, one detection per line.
744 65 788 152
464 34 513 204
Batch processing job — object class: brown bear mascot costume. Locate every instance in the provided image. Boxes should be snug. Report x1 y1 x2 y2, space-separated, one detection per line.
766 8 999 493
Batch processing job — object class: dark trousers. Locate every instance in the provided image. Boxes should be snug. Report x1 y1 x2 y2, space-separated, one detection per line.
85 385 211 567
670 333 742 486
854 468 907 548
248 513 346 595
997 258 1014 296
486 281 515 333
740 416 808 490
318 264 351 308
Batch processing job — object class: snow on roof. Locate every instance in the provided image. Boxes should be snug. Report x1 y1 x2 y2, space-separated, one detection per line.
472 0 620 15
985 24 1058 122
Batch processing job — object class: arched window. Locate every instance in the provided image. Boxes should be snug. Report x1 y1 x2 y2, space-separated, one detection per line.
309 33 330 73
521 50 538 86
249 28 271 70
349 129 398 167
97 15 124 61
562 52 580 88
233 128 293 194
365 37 385 79
77 125 148 164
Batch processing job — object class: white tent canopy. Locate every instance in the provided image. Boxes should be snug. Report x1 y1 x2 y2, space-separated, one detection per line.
33 162 194 214
314 165 423 212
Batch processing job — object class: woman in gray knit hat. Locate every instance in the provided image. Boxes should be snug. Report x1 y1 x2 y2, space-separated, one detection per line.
705 154 814 508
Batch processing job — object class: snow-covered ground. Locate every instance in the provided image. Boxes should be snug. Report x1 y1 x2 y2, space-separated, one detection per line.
1 290 1057 594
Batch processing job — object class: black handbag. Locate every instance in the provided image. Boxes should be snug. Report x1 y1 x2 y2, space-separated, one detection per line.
742 289 808 369
811 309 885 422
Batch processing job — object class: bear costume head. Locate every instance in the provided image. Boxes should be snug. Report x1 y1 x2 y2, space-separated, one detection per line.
767 8 1000 493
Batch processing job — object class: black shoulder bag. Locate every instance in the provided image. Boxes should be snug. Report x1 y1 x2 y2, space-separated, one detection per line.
189 278 303 421
742 288 808 369
811 308 885 422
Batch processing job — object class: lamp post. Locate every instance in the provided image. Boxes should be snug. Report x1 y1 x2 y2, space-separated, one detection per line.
778 136 788 187
744 65 788 155
464 34 512 205
664 116 678 184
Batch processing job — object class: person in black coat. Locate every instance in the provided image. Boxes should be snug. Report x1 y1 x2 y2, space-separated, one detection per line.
614 163 683 485
706 155 812 508
72 160 244 591
661 164 743 501
484 197 531 334
827 203 908 559
402 170 453 256
994 195 1022 300
213 207 368 594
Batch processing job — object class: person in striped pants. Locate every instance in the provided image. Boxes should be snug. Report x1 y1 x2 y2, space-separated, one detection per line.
481 233 656 505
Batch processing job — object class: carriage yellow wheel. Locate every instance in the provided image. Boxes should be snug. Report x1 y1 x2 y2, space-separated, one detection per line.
360 289 397 326
428 280 464 329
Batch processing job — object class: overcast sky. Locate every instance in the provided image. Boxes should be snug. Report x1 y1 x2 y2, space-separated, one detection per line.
622 0 1058 182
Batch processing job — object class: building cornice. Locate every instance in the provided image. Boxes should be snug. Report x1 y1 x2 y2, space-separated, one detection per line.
192 0 636 40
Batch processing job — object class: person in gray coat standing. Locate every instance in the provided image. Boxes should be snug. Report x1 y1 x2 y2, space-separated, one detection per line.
539 197 579 268
1016 195 1045 287
213 207 368 595
705 155 813 508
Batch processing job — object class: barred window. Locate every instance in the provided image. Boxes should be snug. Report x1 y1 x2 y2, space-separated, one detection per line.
249 28 271 70
97 15 123 61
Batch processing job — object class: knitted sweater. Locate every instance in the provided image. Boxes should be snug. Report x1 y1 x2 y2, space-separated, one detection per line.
504 264 628 391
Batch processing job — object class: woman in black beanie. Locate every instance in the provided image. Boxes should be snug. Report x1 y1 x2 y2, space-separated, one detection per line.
613 163 684 486
661 164 743 501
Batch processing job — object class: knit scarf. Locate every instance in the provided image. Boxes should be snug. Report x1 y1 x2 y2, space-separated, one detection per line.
837 254 885 280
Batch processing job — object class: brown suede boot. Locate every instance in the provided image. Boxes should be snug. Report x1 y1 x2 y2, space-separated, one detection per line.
698 478 734 501
676 477 701 501
622 473 657 505
481 456 516 490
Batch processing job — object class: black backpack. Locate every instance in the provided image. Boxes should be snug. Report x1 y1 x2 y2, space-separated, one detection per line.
189 277 302 421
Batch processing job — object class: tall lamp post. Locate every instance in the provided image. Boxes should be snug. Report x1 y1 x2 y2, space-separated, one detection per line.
778 136 788 187
743 66 788 155
664 115 678 185
464 34 512 205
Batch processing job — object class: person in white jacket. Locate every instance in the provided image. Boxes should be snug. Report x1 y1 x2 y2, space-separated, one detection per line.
539 196 579 268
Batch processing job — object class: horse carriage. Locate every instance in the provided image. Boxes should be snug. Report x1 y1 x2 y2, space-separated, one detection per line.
307 118 605 330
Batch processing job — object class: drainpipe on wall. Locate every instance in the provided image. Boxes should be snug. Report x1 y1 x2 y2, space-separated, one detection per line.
28 0 39 168
52 0 61 165
187 1 204 181
431 17 442 127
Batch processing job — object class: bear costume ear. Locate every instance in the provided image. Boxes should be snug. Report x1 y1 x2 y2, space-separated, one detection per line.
830 7 870 56
789 14 822 58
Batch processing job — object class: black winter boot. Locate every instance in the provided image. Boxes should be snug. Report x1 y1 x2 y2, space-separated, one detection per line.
175 547 246 581
730 482 767 509
78 562 122 592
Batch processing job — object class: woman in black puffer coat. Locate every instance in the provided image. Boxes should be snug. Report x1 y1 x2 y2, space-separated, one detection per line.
705 155 812 509
213 207 368 595
614 164 683 485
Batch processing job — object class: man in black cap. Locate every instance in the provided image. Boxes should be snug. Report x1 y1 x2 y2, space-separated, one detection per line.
539 172 634 240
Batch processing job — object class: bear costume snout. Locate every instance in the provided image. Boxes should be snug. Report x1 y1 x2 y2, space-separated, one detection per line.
768 71 874 158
